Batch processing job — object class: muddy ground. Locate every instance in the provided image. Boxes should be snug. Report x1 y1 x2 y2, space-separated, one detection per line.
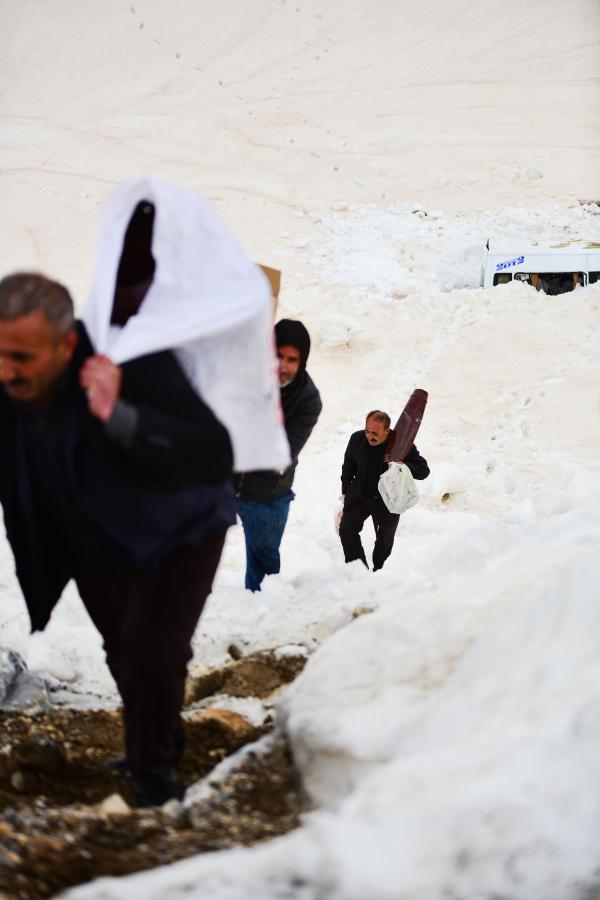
0 651 308 899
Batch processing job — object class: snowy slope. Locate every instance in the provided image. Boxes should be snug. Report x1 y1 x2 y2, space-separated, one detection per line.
2 0 600 897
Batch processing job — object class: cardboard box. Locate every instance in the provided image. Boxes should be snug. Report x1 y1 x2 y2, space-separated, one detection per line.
258 263 281 316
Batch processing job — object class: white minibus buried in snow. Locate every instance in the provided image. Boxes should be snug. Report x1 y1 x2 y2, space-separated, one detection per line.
482 240 600 294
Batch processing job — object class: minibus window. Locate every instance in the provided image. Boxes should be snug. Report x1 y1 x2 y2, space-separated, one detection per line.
589 272 600 284
493 273 512 285
521 273 584 294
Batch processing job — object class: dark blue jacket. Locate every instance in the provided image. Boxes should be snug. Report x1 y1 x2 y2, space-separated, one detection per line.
0 322 235 632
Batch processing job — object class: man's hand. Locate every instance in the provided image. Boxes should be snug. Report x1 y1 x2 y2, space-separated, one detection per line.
334 495 344 534
79 355 123 423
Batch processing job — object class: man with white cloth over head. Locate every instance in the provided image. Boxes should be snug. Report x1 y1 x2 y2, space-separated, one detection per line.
0 177 289 807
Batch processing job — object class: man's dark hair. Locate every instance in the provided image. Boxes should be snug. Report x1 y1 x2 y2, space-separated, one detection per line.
366 410 391 430
0 273 75 337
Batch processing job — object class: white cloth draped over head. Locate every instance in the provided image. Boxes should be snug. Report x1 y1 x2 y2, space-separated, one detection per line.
83 176 290 472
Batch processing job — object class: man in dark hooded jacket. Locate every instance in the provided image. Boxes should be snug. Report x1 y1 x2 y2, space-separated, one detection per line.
236 319 322 591
0 212 236 807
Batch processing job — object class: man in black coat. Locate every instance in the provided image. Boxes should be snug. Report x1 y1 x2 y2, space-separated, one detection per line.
236 319 322 591
0 270 235 806
339 410 429 571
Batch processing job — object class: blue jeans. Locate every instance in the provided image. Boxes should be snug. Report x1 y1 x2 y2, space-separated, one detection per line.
237 491 294 591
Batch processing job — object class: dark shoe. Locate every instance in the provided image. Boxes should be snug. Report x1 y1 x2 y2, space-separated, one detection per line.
132 766 183 807
103 755 130 776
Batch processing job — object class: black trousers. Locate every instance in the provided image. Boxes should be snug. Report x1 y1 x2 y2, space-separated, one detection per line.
339 497 400 571
75 532 225 773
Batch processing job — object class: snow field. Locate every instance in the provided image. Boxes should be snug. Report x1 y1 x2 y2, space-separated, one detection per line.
3 0 600 894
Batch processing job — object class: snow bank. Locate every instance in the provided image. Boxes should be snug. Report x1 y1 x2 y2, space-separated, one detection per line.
312 203 600 296
63 479 600 898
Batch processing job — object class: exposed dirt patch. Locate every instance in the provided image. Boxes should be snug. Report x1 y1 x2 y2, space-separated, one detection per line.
0 650 310 898
0 735 304 899
185 649 307 703
0 707 265 811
